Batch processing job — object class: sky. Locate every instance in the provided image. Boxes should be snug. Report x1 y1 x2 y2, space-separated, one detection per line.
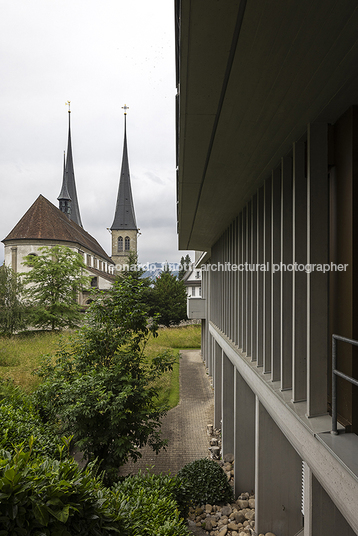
0 0 193 267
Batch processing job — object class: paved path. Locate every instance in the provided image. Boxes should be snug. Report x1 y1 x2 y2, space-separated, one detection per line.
119 349 214 476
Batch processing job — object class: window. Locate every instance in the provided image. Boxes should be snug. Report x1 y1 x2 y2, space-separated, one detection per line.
125 236 130 251
199 287 201 296
91 277 98 288
118 236 123 252
192 286 196 297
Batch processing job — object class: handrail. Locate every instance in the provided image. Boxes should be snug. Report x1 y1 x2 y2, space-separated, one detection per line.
331 334 358 435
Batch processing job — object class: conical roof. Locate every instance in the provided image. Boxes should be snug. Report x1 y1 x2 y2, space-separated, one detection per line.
65 112 82 227
111 114 137 230
58 152 71 201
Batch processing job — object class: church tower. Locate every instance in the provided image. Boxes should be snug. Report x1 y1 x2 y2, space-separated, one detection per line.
110 106 138 270
58 104 83 227
58 152 72 218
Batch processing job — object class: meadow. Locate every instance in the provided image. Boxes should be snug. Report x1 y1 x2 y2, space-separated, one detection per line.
0 323 201 409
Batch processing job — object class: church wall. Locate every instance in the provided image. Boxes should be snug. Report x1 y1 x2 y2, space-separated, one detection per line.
4 239 115 290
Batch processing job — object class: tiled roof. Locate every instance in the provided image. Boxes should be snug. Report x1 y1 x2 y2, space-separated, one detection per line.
2 195 114 264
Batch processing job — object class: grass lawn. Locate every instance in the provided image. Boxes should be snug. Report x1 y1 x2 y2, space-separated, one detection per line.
0 324 201 409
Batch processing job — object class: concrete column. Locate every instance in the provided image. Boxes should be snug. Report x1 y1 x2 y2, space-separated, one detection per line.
246 201 252 357
281 155 293 390
252 193 258 362
310 472 356 535
234 369 255 496
222 352 235 457
233 217 239 347
303 462 312 536
255 398 303 536
264 177 272 373
292 139 307 402
214 342 222 429
307 122 329 417
271 166 281 381
242 206 247 353
257 185 265 367
238 212 243 349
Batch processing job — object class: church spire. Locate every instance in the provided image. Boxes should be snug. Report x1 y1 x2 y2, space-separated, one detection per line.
58 151 72 217
110 107 137 231
63 103 83 227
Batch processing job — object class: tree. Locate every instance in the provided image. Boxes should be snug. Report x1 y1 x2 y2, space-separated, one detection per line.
33 276 174 484
149 271 187 327
0 263 26 336
178 256 186 280
22 245 89 331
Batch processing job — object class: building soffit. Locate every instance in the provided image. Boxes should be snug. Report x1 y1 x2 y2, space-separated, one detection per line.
177 0 358 251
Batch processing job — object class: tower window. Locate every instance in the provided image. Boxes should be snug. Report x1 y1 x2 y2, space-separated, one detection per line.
125 236 130 251
118 236 123 252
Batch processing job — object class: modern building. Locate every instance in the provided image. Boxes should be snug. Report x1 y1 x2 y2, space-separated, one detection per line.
176 1 358 535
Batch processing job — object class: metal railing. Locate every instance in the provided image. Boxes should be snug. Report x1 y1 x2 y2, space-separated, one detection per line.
331 334 358 435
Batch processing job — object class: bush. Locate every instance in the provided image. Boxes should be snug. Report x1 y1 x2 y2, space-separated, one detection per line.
176 458 234 510
112 470 190 536
0 439 127 536
32 277 175 485
0 379 61 459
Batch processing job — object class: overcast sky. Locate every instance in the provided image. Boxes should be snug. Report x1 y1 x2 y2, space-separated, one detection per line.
0 0 193 267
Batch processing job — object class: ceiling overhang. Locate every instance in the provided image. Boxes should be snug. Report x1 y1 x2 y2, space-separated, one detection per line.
176 0 358 251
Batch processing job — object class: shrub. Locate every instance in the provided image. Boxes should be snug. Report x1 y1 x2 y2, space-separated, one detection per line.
176 458 234 511
112 470 190 536
0 379 61 459
0 438 127 536
33 276 175 484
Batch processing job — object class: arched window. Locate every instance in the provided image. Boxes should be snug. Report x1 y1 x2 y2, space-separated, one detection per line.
118 236 123 252
125 236 130 251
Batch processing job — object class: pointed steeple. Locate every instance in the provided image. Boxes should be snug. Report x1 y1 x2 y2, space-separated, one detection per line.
111 111 137 230
58 152 72 217
64 106 83 227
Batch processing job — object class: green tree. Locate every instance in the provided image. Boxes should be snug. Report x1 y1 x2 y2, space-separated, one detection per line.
33 276 174 484
149 271 187 327
178 256 186 280
0 263 26 336
22 245 89 331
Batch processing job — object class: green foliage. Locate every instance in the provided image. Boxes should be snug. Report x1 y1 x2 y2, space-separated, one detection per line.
0 438 126 535
113 470 190 536
178 254 192 281
33 276 175 484
22 245 90 331
149 271 187 327
176 458 234 510
0 263 26 336
0 379 61 459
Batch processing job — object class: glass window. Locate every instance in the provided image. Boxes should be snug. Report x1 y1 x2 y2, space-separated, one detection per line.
125 236 130 251
118 236 123 252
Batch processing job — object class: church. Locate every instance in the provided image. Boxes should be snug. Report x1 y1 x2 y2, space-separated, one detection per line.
2 106 138 305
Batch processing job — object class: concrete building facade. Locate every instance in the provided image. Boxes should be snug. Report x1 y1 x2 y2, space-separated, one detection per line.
176 1 358 535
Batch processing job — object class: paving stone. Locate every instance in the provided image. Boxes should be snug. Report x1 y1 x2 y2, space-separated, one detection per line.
119 349 214 476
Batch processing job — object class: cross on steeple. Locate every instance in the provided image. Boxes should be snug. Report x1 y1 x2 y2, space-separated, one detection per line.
122 104 129 115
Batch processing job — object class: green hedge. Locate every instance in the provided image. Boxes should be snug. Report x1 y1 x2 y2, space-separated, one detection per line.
113 471 190 536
